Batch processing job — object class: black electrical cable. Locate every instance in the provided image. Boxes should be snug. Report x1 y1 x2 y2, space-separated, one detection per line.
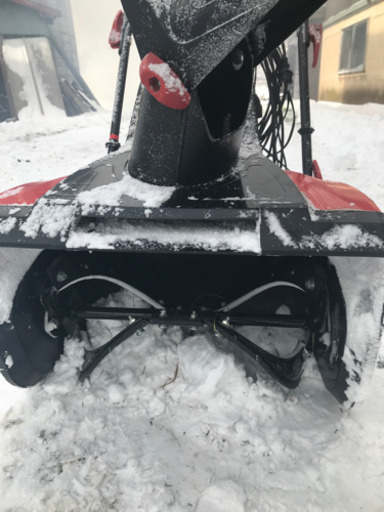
256 45 295 169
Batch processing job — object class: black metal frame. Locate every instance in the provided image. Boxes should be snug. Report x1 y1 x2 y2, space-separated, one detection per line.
106 15 132 153
31 250 330 391
297 21 315 176
75 305 307 385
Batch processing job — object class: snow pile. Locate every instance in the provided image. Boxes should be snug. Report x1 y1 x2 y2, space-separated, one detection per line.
1 318 383 511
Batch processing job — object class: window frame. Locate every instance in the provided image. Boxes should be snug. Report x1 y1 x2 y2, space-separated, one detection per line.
338 19 368 75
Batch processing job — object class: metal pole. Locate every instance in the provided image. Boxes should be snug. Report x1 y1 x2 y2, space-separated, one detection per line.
106 16 132 153
297 22 314 176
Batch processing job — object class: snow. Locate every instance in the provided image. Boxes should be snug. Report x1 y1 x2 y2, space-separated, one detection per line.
4 354 14 369
306 224 383 250
148 62 188 96
78 172 176 210
66 221 261 253
0 102 384 511
264 212 384 251
20 199 76 240
264 211 295 246
0 217 17 235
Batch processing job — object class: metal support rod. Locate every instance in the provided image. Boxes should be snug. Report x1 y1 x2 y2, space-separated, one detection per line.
297 22 314 176
75 311 307 383
75 307 307 329
106 15 132 153
208 320 305 389
79 317 148 382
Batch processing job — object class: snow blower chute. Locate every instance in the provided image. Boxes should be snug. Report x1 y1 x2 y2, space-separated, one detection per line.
0 0 384 407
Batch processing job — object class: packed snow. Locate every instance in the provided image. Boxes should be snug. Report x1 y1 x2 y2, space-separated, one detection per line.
78 172 176 209
0 102 384 511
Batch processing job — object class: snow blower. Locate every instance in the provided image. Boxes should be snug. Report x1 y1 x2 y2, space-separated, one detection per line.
0 0 384 407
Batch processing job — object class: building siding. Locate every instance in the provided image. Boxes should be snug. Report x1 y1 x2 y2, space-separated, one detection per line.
0 2 50 37
319 1 384 104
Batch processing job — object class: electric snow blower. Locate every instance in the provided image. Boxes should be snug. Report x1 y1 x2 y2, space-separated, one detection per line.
1 0 384 407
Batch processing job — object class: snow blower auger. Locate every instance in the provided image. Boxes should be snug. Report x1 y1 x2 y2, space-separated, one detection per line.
0 0 384 408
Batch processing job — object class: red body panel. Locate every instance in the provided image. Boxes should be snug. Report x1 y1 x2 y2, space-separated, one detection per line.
285 170 380 212
0 177 65 206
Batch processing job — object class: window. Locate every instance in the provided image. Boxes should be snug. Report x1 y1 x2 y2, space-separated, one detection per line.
339 20 367 74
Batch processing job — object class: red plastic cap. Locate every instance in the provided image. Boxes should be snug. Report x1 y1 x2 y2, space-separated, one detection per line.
140 53 191 110
109 10 124 49
309 24 323 68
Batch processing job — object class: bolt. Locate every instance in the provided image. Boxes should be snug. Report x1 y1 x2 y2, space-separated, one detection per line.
136 329 145 337
190 311 197 320
305 278 316 291
56 271 67 283
222 317 230 326
159 310 167 319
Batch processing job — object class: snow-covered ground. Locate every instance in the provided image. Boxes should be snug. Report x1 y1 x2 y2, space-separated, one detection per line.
0 102 384 512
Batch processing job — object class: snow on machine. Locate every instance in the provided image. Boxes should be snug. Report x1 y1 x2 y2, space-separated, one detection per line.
0 0 384 407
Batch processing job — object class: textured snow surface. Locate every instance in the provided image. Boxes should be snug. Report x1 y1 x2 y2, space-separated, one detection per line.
331 257 384 404
264 211 384 250
0 103 384 511
20 199 76 240
78 172 176 209
67 221 261 253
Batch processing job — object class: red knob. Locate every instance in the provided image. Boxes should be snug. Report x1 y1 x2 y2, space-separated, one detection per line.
140 53 191 110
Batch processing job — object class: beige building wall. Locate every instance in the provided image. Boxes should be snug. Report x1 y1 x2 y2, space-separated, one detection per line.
319 1 384 104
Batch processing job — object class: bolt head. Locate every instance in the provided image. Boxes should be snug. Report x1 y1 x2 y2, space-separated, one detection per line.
305 278 316 291
56 271 67 283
